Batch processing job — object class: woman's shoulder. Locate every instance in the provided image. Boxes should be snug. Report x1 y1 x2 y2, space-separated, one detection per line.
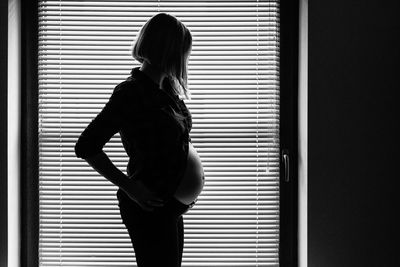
114 77 139 94
112 77 150 101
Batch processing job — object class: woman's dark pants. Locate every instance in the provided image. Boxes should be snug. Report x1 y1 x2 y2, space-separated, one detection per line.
117 189 192 267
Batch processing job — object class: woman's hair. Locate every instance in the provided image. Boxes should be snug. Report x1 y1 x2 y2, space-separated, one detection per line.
132 13 192 98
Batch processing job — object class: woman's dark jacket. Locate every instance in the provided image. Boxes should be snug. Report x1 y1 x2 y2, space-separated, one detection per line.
74 67 192 201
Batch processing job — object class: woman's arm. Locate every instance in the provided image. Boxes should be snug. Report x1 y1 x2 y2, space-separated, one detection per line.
84 151 164 211
75 83 164 210
84 151 129 189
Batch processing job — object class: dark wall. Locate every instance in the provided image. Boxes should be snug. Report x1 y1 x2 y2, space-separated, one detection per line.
0 0 8 266
309 1 399 266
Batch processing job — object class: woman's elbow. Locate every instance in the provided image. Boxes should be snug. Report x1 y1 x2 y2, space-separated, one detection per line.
74 138 99 159
74 139 87 159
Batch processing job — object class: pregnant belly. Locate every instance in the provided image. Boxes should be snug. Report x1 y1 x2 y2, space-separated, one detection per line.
174 142 205 205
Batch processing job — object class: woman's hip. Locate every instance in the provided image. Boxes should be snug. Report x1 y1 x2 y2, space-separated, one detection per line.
117 188 191 221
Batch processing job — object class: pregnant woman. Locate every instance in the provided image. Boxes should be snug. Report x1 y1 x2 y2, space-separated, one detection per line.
75 13 204 267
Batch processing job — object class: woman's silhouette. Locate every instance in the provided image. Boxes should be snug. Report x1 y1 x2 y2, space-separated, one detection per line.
75 13 205 267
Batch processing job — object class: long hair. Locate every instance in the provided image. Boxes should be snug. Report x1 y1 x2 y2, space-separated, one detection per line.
132 13 192 98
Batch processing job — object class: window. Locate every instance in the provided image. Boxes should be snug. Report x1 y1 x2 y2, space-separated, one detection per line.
31 0 298 266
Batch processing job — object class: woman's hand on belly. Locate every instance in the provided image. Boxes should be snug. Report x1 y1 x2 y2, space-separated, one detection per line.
121 179 165 212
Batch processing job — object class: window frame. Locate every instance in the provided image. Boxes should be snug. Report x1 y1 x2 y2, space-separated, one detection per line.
20 0 40 266
20 0 300 266
278 0 300 266
0 0 9 265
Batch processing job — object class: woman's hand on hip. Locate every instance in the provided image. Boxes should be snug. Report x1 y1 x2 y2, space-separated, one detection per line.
122 179 165 212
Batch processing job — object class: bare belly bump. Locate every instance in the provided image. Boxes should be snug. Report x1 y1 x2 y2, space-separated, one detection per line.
174 142 204 205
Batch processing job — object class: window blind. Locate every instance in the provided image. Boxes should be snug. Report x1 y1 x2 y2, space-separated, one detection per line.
38 1 280 266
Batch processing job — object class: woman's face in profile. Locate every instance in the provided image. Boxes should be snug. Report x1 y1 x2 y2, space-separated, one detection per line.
185 47 192 63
